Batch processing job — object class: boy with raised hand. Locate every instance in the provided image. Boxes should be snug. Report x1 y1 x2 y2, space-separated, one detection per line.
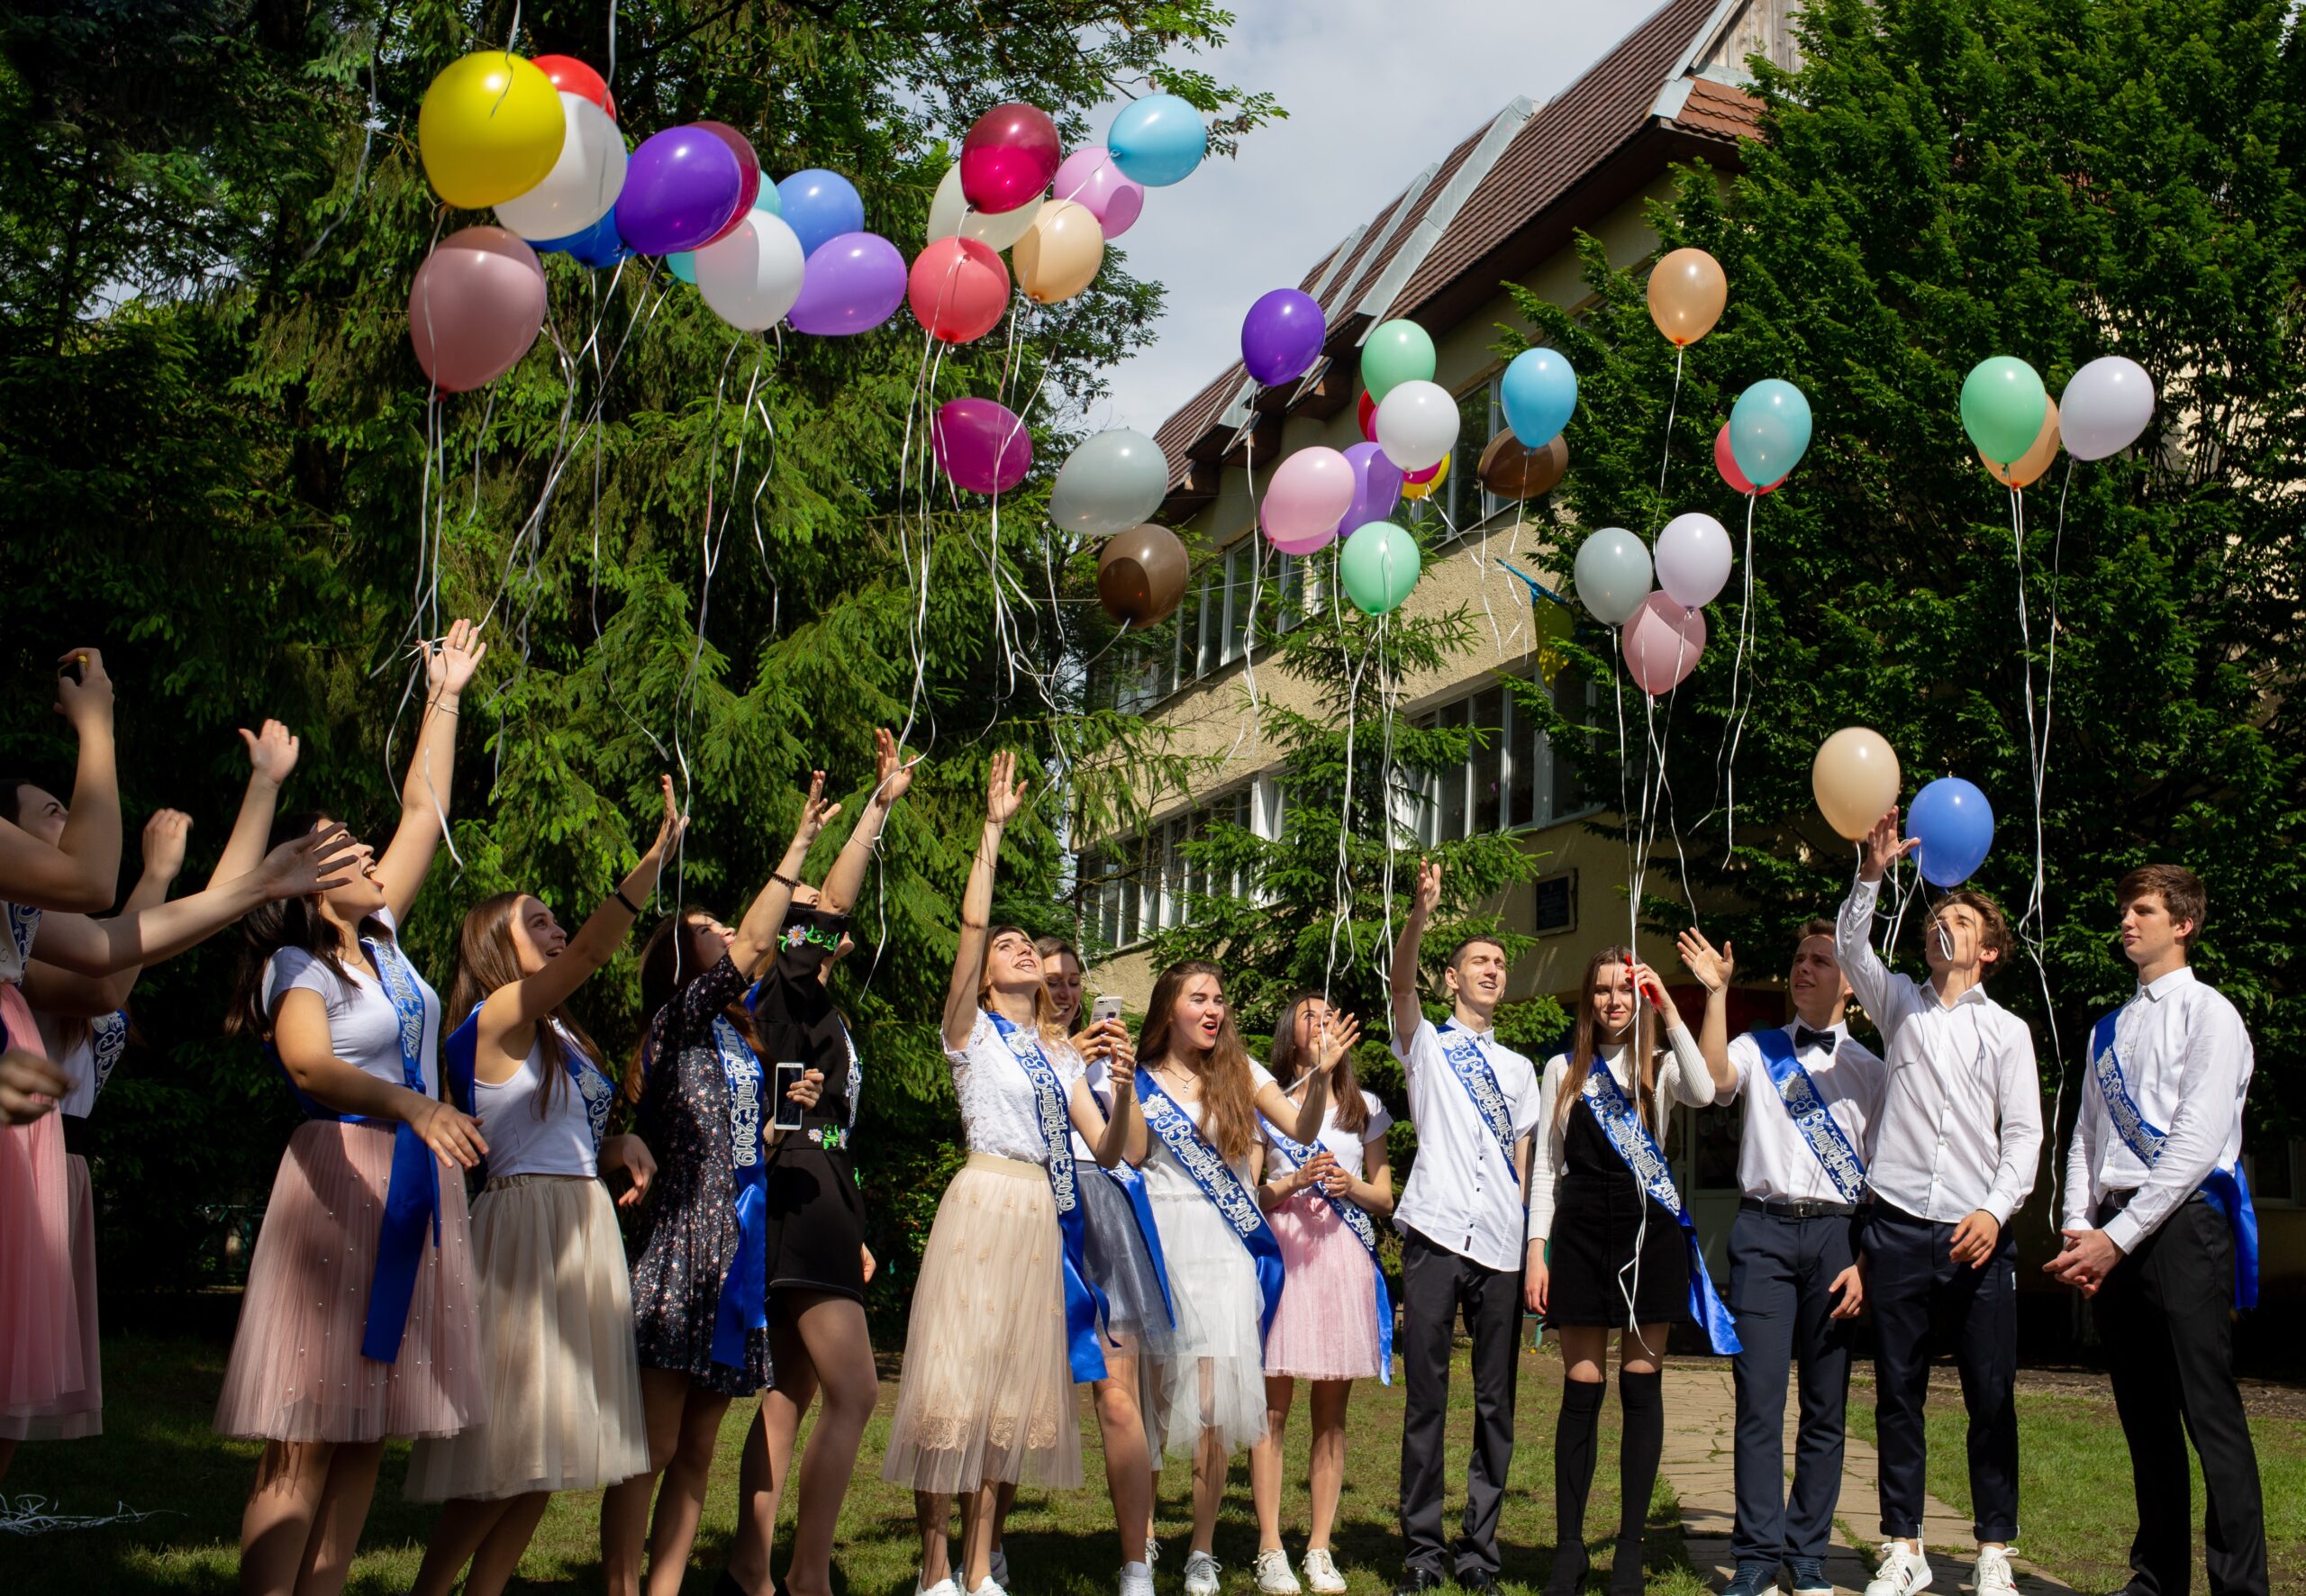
1682 921 1882 1596
1840 811 2040 1596
2045 865 2265 1596
1386 860 1543 1596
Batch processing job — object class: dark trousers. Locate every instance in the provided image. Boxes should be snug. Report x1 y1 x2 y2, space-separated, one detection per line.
2098 1194 2268 1596
1862 1202 2019 1542
1398 1226 1522 1578
1728 1206 1857 1564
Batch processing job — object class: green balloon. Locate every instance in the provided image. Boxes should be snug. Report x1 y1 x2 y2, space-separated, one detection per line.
1339 521 1421 614
1960 355 2047 465
1361 320 1436 405
668 250 697 285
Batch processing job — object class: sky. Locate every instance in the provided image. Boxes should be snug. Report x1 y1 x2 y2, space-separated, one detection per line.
1093 2 1660 436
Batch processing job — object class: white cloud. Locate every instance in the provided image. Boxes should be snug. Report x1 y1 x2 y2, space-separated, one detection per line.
1094 2 1652 435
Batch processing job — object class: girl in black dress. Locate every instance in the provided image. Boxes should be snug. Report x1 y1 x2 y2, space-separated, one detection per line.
1524 945 1730 1595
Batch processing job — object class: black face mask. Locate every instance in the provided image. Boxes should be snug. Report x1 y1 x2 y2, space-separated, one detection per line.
775 907 850 977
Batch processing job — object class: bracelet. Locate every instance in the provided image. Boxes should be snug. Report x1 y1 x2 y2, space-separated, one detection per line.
771 872 799 889
613 886 642 915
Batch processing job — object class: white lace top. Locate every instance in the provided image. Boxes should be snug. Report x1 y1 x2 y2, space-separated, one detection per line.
945 1010 1084 1166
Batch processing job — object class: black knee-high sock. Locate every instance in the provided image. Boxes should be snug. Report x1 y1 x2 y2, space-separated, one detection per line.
1617 1367 1665 1543
1548 1377 1607 1592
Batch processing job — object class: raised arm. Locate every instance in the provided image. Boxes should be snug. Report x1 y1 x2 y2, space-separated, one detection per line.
729 773 838 975
1836 809 1913 1025
209 721 300 889
943 752 1025 1052
22 810 193 1016
817 727 913 915
1254 1011 1360 1145
1390 858 1441 1046
373 619 487 925
1673 929 1740 1100
0 648 123 912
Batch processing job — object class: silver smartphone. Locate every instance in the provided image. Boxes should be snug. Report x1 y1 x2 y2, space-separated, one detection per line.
1088 995 1124 1028
773 1061 806 1131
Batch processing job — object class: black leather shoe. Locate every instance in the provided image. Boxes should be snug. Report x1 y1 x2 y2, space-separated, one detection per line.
1393 1569 1448 1596
1607 1535 1646 1596
1455 1570 1503 1596
1540 1544 1589 1596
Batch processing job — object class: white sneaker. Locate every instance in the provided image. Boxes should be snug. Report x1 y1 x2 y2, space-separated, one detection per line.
1148 1537 1162 1566
990 1549 1011 1589
1973 1546 2019 1595
1255 1548 1301 1594
1121 1562 1157 1596
970 1581 1006 1596
916 1582 960 1596
1864 1542 1933 1596
1185 1549 1224 1596
1301 1547 1347 1594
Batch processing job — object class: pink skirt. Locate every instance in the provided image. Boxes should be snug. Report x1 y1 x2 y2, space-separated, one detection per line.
213 1120 486 1444
0 1151 99 1438
0 985 83 1419
1262 1193 1385 1382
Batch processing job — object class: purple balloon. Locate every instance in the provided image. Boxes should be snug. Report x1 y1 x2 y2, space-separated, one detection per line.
1340 441 1403 534
932 397 1032 494
1240 288 1326 387
617 126 745 257
786 232 908 336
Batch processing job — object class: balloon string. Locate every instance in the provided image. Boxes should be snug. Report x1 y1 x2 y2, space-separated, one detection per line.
1375 603 1400 992
1657 344 1684 496
1321 546 1370 1006
1716 489 1759 859
2007 476 2070 1240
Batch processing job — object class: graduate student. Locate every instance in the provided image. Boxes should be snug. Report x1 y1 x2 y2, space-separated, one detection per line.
1682 922 1882 1596
2045 865 2266 1596
1840 811 2041 1596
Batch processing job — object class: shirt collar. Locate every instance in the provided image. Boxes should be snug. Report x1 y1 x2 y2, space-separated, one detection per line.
1786 1019 1846 1044
1439 1017 1494 1044
2139 965 2197 1002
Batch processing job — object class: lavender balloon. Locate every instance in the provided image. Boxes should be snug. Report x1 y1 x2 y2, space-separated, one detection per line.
933 397 1032 495
1240 288 1326 387
616 126 744 256
786 232 907 336
1340 441 1403 535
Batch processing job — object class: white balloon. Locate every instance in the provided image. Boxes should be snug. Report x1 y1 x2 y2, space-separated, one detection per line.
2059 355 2156 462
1654 511 1732 609
1373 379 1457 471
495 93 627 240
695 210 807 331
1573 527 1652 627
927 161 1040 253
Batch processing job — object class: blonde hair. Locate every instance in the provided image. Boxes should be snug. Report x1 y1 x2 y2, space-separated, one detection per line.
982 925 1071 1047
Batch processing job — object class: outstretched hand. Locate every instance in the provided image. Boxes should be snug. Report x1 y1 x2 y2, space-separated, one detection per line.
55 647 113 730
872 727 915 805
1412 857 1442 919
257 821 361 900
240 720 301 786
1313 1011 1363 1075
1860 808 1918 884
427 618 487 699
792 770 840 850
142 809 194 885
644 775 688 863
1675 927 1735 993
985 750 1028 826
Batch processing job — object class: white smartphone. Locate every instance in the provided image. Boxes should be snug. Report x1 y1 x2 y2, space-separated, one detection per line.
773 1062 806 1131
1088 995 1124 1028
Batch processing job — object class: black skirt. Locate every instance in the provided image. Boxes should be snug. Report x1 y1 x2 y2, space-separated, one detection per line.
763 1124 867 1305
1542 1096 1690 1328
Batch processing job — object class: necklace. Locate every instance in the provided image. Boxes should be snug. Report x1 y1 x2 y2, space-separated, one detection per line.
1150 1057 1200 1100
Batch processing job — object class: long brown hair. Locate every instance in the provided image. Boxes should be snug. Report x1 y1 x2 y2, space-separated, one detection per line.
1137 959 1257 1165
449 893 607 1117
626 909 756 1103
1034 934 1087 1035
1553 944 1661 1138
225 810 389 1038
981 925 1071 1047
1269 989 1369 1136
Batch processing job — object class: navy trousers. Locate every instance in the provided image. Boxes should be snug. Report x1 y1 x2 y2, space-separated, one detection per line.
1728 1205 1857 1565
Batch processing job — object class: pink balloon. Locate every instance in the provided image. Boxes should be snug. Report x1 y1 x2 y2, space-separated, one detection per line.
1260 446 1356 551
1051 147 1145 239
1714 422 1782 496
1621 592 1708 697
959 102 1061 213
406 226 548 394
932 396 1031 495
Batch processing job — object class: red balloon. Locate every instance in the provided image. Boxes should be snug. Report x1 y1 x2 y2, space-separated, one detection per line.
530 54 616 121
407 226 547 394
694 122 763 248
1357 388 1378 442
1402 455 1443 486
959 101 1061 213
908 236 1010 344
1714 422 1782 497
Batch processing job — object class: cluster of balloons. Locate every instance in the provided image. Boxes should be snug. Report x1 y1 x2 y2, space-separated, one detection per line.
1571 518 1727 696
1811 729 1996 886
1961 353 2156 486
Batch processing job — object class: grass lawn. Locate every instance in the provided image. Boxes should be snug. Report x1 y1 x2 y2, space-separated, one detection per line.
1847 1374 2306 1591
3 1331 1712 1595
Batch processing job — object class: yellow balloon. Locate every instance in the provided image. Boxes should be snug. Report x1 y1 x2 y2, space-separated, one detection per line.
1013 198 1104 304
1400 452 1449 500
1811 727 1902 841
419 53 567 210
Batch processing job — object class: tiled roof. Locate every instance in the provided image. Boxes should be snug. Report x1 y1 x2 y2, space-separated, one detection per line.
1675 74 1766 141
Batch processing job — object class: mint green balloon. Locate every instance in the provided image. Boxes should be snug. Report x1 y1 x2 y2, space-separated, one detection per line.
1362 320 1436 405
1960 355 2047 465
668 250 697 285
1339 521 1421 614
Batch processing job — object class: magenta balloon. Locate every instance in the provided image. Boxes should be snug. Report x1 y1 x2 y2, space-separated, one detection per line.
407 226 548 394
1260 446 1356 549
933 396 1032 494
786 232 908 336
1240 288 1326 387
617 126 745 256
959 101 1062 214
1051 146 1145 239
1621 591 1709 697
1340 441 1403 534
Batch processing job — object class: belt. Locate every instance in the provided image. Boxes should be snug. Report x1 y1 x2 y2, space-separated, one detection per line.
61 1112 90 1157
1741 1195 1858 1220
2099 1186 2205 1216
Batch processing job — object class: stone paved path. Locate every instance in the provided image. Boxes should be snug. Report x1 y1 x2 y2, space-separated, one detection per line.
1660 1364 2074 1594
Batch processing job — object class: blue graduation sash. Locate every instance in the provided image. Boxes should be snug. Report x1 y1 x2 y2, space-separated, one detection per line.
441 1001 619 1174
1749 1029 1867 1204
1261 1114 1393 1384
706 1015 770 1367
1437 1021 1520 1184
85 1010 129 1106
2090 1010 2258 1310
987 1011 1109 1383
1091 1084 1177 1328
1137 1066 1285 1344
1583 1058 1741 1354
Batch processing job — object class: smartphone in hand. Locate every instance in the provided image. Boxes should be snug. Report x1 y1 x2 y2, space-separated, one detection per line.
773 1061 806 1131
1088 994 1124 1028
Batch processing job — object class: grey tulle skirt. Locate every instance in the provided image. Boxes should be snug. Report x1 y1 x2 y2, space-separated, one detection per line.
1076 1158 1177 1360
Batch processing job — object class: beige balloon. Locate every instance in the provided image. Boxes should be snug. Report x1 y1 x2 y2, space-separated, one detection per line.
1647 246 1727 347
1013 199 1104 304
1811 727 1902 841
926 160 1040 252
1981 395 2061 488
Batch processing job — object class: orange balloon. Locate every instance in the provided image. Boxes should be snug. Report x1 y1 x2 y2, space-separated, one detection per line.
1648 247 1727 347
1982 395 2061 487
1013 198 1104 304
1811 727 1902 842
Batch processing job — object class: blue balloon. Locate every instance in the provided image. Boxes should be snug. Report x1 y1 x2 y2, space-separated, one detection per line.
531 207 631 270
1499 348 1577 446
776 168 865 258
1907 776 1995 888
1108 94 1207 187
1728 378 1812 488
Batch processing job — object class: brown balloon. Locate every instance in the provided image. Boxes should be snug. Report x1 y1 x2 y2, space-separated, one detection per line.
1096 523 1189 627
1477 431 1569 500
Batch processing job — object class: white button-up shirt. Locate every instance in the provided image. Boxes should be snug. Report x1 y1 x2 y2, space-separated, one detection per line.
2060 966 2253 1256
1837 879 2042 1225
1721 1021 1887 1204
1392 1017 1542 1272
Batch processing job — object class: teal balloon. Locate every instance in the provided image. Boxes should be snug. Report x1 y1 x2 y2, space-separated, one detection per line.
1339 521 1421 614
1362 320 1436 405
668 250 696 284
752 172 780 214
1108 93 1207 186
1960 355 2047 465
1500 347 1576 446
1728 378 1812 488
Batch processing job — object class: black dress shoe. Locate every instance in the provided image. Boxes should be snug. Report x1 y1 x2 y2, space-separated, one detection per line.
1393 1568 1448 1596
1607 1534 1646 1596
1540 1544 1589 1596
1456 1570 1503 1596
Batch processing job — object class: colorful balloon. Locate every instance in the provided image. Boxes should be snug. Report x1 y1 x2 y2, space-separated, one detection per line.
695 209 807 331
1811 728 1901 842
1907 776 1995 888
616 126 743 255
960 101 1062 214
2059 356 2155 462
907 236 1010 344
667 249 695 284
1339 521 1421 614
1240 289 1325 388
1499 347 1576 447
1261 447 1356 553
1373 379 1457 472
1478 431 1568 501
1713 422 1781 496
1400 454 1448 500
1362 320 1436 405
1728 379 1812 489
531 206 630 269
407 226 547 393
1051 147 1144 239
1654 512 1732 609
787 232 907 336
1012 199 1104 304
1108 94 1206 186
1573 527 1651 627
418 53 567 209
1097 524 1190 626
776 169 866 259
1981 396 2061 488
530 54 615 120
1647 247 1727 346
496 93 627 240
1621 591 1708 697
1357 389 1378 443
1340 441 1403 534
752 176 781 215
932 397 1031 495
926 161 1039 252
1960 356 2047 467
1051 430 1167 539
692 122 763 247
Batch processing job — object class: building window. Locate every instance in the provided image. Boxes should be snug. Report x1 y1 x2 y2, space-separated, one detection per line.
1413 667 1593 844
1112 538 1326 713
1080 781 1278 950
1402 371 1506 540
